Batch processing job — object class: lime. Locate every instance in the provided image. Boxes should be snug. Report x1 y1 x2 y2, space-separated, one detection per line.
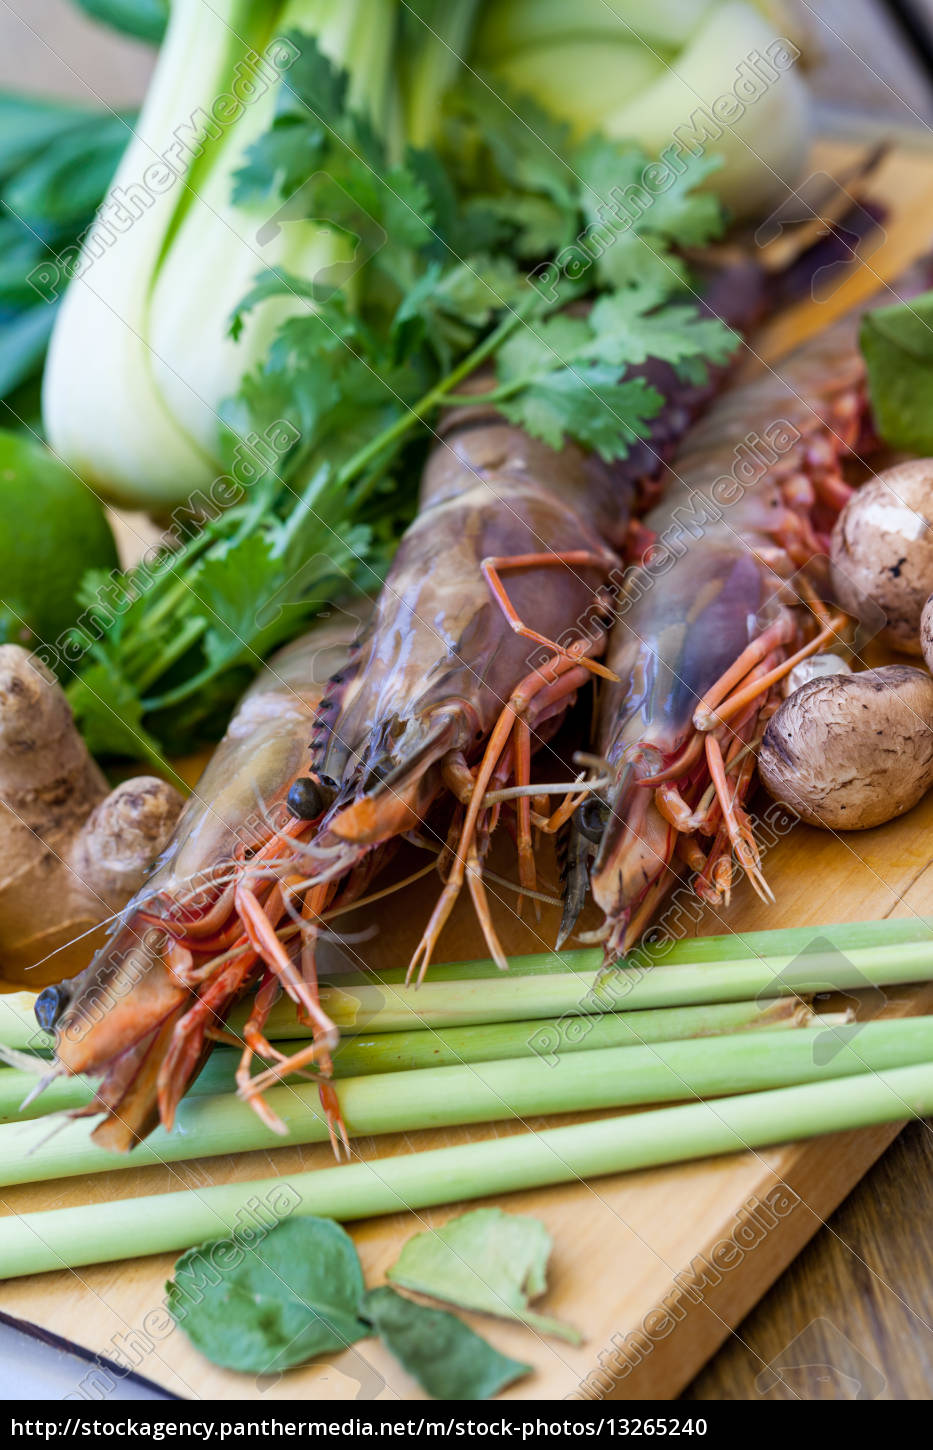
0 429 119 667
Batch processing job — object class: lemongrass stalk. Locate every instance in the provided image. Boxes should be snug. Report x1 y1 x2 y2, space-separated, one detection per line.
0 996 53 1053
241 934 933 1038
326 996 808 1075
8 916 932 1053
0 1046 244 1122
0 998 805 1123
9 910 933 1049
2 1018 932 1191
1 939 900 1055
4 1058 933 1277
329 914 933 985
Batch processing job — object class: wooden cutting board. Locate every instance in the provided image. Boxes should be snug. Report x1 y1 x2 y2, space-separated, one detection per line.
3 139 933 1402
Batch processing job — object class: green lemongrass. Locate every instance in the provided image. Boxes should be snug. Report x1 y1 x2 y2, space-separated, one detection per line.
0 1046 247 1122
0 997 809 1122
332 915 933 984
241 934 933 1038
5 1058 933 1278
7 915 932 1053
326 995 809 1074
0 997 53 1053
1 1018 931 1190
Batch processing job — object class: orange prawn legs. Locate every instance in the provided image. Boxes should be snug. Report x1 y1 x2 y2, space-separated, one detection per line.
643 602 851 912
151 810 350 1153
233 876 353 1158
405 549 618 983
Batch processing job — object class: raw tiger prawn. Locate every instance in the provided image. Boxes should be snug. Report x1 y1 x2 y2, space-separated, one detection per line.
41 393 635 1151
40 612 375 1153
264 387 634 993
559 307 879 959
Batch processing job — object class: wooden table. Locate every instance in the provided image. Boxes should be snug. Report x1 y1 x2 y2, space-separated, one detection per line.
686 1119 933 1399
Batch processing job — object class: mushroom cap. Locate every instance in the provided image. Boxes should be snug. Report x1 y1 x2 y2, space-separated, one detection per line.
830 460 933 654
759 664 933 829
920 592 933 672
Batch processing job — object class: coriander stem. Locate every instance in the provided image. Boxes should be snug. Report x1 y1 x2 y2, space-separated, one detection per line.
335 293 541 488
132 616 207 694
141 657 229 713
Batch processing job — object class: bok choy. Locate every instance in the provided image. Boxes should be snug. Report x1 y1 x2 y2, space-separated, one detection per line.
475 0 810 217
43 0 400 506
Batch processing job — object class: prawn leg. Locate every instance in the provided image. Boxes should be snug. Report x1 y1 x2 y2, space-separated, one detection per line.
704 735 773 904
236 975 290 1136
235 877 349 1156
695 611 850 730
481 553 619 682
408 655 589 983
511 718 536 911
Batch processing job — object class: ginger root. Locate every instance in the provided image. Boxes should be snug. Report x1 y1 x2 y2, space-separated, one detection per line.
0 645 183 986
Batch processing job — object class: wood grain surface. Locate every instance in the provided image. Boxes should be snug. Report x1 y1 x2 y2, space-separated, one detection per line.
686 1118 933 1399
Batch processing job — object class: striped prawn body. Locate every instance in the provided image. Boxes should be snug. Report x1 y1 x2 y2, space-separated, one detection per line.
566 312 870 956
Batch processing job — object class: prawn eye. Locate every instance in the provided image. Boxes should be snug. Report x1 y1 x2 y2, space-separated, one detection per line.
35 984 68 1032
577 795 609 844
286 776 327 820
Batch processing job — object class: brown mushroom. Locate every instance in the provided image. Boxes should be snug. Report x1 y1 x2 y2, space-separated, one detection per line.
784 652 851 695
758 664 933 829
921 592 933 672
830 459 933 655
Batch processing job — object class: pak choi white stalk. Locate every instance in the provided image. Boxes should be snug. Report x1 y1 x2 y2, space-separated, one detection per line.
42 0 269 505
42 0 398 506
475 0 810 218
474 0 721 56
148 0 397 461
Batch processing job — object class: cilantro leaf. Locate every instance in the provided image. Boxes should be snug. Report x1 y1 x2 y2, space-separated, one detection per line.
445 75 577 212
193 516 374 673
394 255 527 367
67 661 166 767
234 32 436 293
575 139 725 292
465 193 574 259
487 288 734 460
499 366 662 459
587 290 738 370
496 313 593 381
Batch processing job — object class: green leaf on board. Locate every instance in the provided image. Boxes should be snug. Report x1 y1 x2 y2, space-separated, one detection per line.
363 1287 530 1400
387 1207 581 1343
167 1217 370 1374
860 290 933 454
